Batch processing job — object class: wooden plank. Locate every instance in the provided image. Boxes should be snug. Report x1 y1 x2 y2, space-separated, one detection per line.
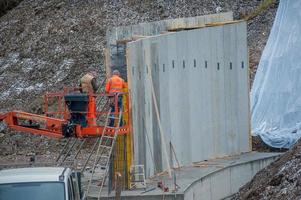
116 35 151 45
104 48 111 78
167 20 244 32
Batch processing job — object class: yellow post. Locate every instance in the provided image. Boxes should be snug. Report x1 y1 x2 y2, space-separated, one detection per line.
113 89 133 189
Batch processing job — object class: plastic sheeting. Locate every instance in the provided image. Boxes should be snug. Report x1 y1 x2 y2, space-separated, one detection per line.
251 0 301 148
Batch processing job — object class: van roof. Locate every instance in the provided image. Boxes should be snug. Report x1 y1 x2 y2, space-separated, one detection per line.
0 167 69 184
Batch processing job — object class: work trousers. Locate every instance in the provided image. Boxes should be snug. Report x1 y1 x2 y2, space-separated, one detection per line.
109 95 123 127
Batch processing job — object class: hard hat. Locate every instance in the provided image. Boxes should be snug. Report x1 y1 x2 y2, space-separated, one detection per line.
112 69 120 76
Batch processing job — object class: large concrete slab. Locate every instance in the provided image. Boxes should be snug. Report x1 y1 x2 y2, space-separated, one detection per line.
88 152 281 200
126 21 250 177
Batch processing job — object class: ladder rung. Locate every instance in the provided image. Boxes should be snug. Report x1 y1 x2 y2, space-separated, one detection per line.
100 145 112 149
88 184 103 188
90 173 104 177
102 135 115 139
106 126 117 128
108 116 119 119
131 181 146 183
102 156 109 159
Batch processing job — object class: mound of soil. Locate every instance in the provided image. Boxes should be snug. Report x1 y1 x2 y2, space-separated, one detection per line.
234 138 301 200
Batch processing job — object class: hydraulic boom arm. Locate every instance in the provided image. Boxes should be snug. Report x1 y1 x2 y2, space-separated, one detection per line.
0 111 67 138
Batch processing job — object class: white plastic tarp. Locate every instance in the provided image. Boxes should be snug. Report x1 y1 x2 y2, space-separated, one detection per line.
251 0 301 148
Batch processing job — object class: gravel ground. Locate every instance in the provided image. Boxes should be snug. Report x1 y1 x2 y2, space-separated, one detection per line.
233 138 301 200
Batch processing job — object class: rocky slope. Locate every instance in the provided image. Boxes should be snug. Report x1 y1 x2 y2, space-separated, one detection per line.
0 0 23 17
0 0 278 161
234 138 301 200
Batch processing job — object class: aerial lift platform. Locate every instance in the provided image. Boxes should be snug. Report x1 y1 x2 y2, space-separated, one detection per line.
0 86 134 200
0 88 130 138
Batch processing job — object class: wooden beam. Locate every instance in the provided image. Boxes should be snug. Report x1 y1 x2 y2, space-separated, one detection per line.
168 20 244 32
104 48 111 78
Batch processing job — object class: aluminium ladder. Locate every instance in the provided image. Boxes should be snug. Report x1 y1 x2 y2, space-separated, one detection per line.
86 104 123 199
129 165 146 190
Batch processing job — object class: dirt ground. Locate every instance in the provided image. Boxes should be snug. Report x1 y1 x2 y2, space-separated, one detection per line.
252 136 287 153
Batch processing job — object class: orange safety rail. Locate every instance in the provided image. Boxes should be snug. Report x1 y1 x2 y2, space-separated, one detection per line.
44 87 113 120
0 112 7 121
44 87 131 137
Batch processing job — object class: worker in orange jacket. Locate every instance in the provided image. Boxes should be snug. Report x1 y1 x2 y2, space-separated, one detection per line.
105 70 126 127
79 68 98 126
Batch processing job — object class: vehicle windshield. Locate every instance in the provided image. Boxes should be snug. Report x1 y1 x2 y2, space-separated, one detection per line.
0 182 65 200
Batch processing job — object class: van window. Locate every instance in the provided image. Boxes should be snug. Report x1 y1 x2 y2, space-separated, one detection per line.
0 182 65 200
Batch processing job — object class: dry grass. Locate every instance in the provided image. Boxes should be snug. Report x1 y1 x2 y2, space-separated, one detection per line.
244 0 277 21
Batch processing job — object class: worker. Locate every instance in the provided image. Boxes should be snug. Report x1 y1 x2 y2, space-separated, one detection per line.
79 68 99 126
79 68 98 93
105 70 126 127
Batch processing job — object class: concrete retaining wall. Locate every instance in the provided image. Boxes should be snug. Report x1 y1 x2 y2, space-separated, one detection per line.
126 21 250 177
92 153 281 200
184 155 278 200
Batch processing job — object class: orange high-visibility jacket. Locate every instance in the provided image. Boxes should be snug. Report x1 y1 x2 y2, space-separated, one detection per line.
105 75 126 93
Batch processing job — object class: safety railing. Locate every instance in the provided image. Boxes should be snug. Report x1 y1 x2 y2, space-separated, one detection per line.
43 87 130 128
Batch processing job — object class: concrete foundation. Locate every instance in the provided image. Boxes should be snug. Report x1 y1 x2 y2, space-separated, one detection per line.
88 152 281 200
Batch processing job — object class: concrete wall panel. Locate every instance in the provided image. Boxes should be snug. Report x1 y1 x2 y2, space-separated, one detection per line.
127 21 250 177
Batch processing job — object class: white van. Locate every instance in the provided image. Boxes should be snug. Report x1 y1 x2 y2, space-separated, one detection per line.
0 167 85 200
